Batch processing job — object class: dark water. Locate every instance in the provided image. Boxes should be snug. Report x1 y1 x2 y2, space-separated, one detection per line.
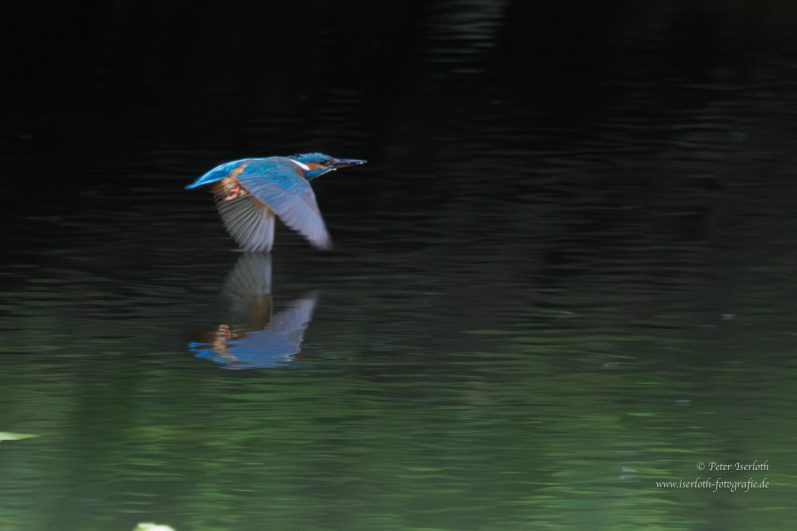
3 2 797 529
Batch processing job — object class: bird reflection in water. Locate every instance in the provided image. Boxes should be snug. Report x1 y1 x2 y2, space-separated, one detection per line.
189 253 318 369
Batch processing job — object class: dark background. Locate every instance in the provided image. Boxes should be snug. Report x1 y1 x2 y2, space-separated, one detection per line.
5 0 797 280
5 0 797 206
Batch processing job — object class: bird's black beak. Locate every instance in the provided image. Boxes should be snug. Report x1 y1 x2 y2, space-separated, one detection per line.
332 158 367 168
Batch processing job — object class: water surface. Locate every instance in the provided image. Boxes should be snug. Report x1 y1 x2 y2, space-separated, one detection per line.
2 2 797 529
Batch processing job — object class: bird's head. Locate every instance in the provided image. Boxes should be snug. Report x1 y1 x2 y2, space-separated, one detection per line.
291 152 367 180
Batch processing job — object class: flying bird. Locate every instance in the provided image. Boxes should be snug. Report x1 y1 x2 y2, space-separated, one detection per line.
186 153 366 252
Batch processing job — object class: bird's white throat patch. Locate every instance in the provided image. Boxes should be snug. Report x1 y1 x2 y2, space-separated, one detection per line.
289 159 310 171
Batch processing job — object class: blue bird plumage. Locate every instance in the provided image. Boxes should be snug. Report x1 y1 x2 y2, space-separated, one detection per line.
186 153 366 252
184 159 249 190
189 253 318 370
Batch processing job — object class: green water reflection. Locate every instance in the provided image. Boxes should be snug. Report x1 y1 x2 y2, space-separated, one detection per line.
1 239 796 530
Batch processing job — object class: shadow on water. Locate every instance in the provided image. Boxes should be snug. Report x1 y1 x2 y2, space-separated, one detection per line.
189 253 318 369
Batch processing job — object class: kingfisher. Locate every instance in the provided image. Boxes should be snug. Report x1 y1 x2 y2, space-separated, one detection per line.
186 153 366 252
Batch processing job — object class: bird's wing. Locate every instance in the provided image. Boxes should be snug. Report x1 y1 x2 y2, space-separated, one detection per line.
224 253 272 298
236 161 332 250
223 253 273 326
265 293 319 345
216 195 275 253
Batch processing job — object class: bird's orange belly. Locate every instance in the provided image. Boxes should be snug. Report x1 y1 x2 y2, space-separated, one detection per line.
212 176 249 202
211 162 251 201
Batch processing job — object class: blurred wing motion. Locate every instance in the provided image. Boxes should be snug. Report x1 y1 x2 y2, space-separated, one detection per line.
223 252 273 325
216 195 276 253
264 293 319 346
236 162 332 250
223 252 273 298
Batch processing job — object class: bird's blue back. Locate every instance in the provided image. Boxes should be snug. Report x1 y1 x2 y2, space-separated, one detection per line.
185 158 250 189
240 158 307 191
185 157 305 190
